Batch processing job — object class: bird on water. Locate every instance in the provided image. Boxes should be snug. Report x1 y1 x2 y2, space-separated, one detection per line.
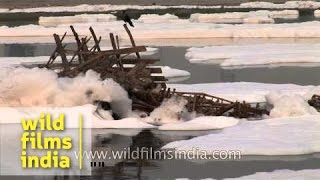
122 10 134 27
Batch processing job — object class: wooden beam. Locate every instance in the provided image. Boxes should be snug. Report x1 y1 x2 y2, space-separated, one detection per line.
151 76 167 81
78 46 146 56
121 58 159 64
89 26 101 52
112 67 162 73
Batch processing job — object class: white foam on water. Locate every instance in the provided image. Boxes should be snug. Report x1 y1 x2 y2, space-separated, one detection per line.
137 13 181 23
3 20 320 40
148 96 188 125
266 92 319 118
185 44 320 68
0 67 132 117
8 4 221 13
39 14 117 26
190 10 297 24
240 1 320 9
163 115 320 155
159 116 239 131
224 169 320 180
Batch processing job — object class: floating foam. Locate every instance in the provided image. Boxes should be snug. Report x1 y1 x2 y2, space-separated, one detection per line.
225 169 320 180
148 96 188 125
0 105 154 129
185 44 320 68
189 10 297 24
159 116 239 131
8 4 220 13
0 67 132 117
137 13 180 23
163 115 320 155
2 21 320 40
240 1 320 9
39 14 117 26
266 92 319 118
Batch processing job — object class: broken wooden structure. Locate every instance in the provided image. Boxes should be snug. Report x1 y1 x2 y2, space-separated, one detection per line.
308 94 320 112
132 87 268 118
41 24 269 119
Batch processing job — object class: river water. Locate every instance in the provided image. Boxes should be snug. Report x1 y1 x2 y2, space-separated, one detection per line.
0 9 320 179
0 41 320 179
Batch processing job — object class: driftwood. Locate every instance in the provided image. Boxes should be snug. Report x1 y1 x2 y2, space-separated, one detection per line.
40 25 269 119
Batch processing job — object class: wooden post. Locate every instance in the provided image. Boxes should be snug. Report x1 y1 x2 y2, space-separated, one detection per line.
109 33 118 51
89 26 101 52
192 95 198 112
123 24 140 58
47 32 67 66
53 34 69 71
116 35 120 49
110 33 124 70
70 26 83 63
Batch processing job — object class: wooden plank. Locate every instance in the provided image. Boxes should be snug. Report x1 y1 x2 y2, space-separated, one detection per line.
151 76 167 81
121 58 159 64
113 67 162 73
78 46 146 56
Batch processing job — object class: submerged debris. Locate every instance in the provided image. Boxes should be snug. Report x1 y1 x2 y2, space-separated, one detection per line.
38 24 269 119
308 94 320 112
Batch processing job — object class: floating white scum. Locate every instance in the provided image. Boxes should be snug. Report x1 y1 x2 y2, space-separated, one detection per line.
0 67 132 117
163 115 320 155
4 20 320 40
190 10 298 24
240 1 320 9
266 92 319 118
158 116 239 131
185 44 320 68
137 14 181 23
148 96 189 125
224 169 320 180
39 14 117 26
